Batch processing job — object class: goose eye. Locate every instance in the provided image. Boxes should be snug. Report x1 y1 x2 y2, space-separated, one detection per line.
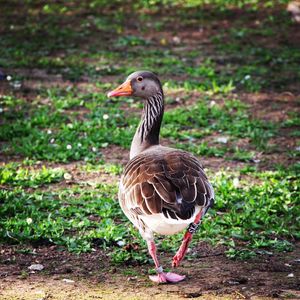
137 76 143 82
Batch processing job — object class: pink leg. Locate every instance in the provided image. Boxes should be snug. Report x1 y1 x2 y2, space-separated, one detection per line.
147 240 185 284
172 210 203 268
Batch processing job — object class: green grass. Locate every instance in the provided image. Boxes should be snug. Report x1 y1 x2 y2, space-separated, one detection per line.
0 163 64 188
0 93 278 162
0 162 298 261
0 92 136 162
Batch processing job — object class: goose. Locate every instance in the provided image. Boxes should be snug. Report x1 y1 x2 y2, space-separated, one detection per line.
107 71 214 283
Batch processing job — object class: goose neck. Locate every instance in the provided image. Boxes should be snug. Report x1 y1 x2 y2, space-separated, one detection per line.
130 92 164 159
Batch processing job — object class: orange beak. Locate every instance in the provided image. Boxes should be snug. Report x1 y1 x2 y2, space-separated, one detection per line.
107 80 133 98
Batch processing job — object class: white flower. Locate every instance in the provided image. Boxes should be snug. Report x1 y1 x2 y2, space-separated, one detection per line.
233 178 240 188
0 107 3 113
244 75 251 80
50 138 55 144
92 147 97 152
66 144 72 150
77 143 82 147
117 241 125 247
47 129 52 134
26 217 33 225
67 123 73 129
6 75 12 81
103 114 109 120
209 100 216 108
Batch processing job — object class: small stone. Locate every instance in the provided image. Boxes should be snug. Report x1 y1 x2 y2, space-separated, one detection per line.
50 138 55 144
172 36 181 44
11 81 22 89
287 273 294 278
6 75 12 81
250 156 261 163
284 263 292 267
127 276 137 281
228 280 240 285
62 278 75 283
63 173 72 180
216 136 229 144
28 264 44 271
295 146 300 151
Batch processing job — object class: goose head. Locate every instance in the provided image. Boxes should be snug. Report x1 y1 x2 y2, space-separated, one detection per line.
107 71 163 99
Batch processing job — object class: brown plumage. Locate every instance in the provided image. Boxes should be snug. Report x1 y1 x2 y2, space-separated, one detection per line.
120 148 213 221
108 71 214 283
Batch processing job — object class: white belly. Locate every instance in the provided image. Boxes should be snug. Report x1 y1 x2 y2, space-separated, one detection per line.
140 208 200 235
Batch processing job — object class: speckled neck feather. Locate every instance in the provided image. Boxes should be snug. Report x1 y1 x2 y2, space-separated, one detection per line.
130 92 164 159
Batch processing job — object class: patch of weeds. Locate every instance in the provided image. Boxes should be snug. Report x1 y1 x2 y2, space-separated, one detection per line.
198 169 299 258
115 35 150 47
230 148 255 162
282 112 300 128
0 163 64 188
81 162 123 176
0 184 125 253
0 166 298 262
225 248 256 259
239 165 257 174
162 98 277 157
176 142 227 158
0 93 136 162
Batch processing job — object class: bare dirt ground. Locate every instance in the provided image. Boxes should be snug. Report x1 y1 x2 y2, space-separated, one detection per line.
1 242 299 300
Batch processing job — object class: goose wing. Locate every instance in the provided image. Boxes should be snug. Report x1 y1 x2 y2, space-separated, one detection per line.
120 149 214 221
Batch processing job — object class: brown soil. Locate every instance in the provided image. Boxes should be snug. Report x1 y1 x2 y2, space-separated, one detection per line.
0 243 299 299
241 93 300 123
